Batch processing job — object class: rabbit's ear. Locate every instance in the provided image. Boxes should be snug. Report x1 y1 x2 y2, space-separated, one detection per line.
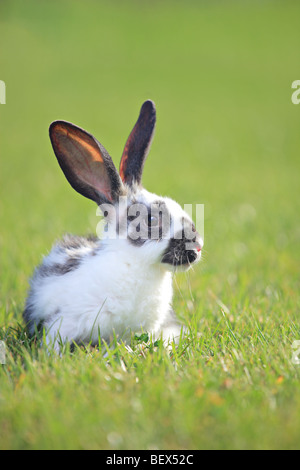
49 121 122 205
119 100 156 186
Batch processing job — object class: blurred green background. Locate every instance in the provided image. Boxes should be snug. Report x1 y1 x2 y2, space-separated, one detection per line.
0 0 300 450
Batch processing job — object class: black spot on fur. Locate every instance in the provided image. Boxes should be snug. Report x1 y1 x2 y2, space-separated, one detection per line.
161 224 198 266
57 233 99 251
39 258 82 277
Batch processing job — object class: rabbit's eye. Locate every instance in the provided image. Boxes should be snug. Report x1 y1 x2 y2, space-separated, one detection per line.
147 214 159 227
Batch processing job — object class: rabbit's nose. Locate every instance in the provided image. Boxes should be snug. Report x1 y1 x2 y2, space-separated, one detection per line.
193 240 202 252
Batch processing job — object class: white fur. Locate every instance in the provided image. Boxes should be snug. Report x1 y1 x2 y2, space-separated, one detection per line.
33 241 172 346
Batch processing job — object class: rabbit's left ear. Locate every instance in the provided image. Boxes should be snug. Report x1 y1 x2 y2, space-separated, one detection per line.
49 121 122 205
119 100 156 186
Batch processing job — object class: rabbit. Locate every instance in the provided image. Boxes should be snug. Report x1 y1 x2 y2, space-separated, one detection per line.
23 100 203 350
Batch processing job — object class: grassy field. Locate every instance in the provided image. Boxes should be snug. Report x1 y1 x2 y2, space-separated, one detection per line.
1 0 300 450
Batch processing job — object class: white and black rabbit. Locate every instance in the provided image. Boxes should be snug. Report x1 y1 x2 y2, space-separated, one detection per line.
23 100 203 349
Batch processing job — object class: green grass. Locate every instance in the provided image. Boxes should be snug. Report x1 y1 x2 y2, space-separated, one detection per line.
1 0 300 450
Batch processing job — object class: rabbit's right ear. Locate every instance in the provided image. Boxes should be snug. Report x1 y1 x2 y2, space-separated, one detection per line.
49 121 122 205
119 100 156 187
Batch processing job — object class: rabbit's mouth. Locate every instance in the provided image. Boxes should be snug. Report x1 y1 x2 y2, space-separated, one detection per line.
161 238 202 269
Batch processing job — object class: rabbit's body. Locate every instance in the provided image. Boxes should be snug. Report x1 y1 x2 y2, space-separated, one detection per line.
25 233 173 345
25 235 172 343
24 101 203 349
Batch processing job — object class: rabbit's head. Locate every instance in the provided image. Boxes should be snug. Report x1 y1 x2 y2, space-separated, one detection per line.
49 101 203 271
